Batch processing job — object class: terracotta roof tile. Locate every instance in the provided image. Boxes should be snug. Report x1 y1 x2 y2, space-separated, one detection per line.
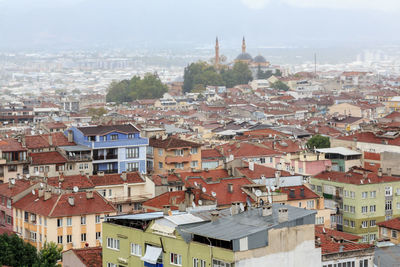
201 149 223 159
25 132 75 149
313 169 400 185
71 247 102 267
77 124 139 136
0 180 35 198
30 151 67 165
280 185 320 201
376 217 400 231
0 139 27 152
47 175 94 190
149 137 202 149
90 172 144 186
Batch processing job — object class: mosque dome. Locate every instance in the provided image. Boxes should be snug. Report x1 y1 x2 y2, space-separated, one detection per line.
236 52 253 61
253 55 267 63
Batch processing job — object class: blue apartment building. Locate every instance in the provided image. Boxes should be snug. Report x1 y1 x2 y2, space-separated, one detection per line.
65 124 148 174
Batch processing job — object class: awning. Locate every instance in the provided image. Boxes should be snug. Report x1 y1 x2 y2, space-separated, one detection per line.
140 245 162 264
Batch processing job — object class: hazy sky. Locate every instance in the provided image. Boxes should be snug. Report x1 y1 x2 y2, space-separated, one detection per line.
1 0 400 50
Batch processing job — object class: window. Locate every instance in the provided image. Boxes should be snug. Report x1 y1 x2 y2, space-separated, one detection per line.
350 206 355 213
174 149 184 156
6 199 11 209
44 218 47 226
382 227 388 237
107 263 117 267
350 221 355 228
128 134 134 139
40 166 44 172
84 163 88 169
344 205 349 212
110 134 118 141
370 220 376 227
81 216 86 225
191 161 198 168
8 165 17 172
190 147 198 154
66 217 72 226
99 189 106 197
30 232 37 241
158 149 163 156
299 167 304 173
362 235 368 243
317 186 322 192
108 189 112 197
385 200 392 211
95 215 101 224
359 259 369 267
316 217 324 225
212 259 232 267
370 205 376 212
350 191 355 199
392 230 398 238
385 186 393 196
126 147 139 158
344 219 349 227
260 157 265 164
34 167 38 173
57 235 63 244
81 233 86 242
175 163 184 169
307 200 314 209
96 232 101 240
117 204 122 213
193 258 206 267
170 253 182 266
127 162 139 172
370 191 376 198
298 202 302 208
67 234 72 243
159 162 163 169
361 206 368 213
57 218 63 227
362 192 368 199
79 164 84 170
130 242 142 256
361 221 368 228
398 202 400 210
107 238 120 250
6 215 12 224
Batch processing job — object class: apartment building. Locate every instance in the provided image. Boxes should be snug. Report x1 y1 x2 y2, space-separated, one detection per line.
66 124 148 174
102 204 322 267
376 217 400 244
13 190 116 250
149 136 202 175
0 139 29 183
310 167 400 242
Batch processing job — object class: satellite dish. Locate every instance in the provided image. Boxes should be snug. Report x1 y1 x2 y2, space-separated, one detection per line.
239 203 245 212
192 201 196 208
32 189 35 195
202 187 206 193
198 200 202 205
40 183 44 188
11 179 15 185
194 181 198 187
26 174 30 179
211 191 216 197
271 185 276 191
255 190 262 197
17 174 20 179
73 186 79 193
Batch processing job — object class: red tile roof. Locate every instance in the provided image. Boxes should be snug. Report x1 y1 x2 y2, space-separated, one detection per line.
43 122 67 129
0 180 35 198
30 151 67 165
315 225 360 241
217 142 279 158
149 137 202 149
201 148 223 159
47 175 94 190
0 139 27 152
70 247 102 267
337 131 400 146
142 188 215 211
13 191 116 217
90 172 144 186
236 163 291 179
376 217 400 231
280 185 320 201
313 169 400 185
152 169 229 186
25 132 75 149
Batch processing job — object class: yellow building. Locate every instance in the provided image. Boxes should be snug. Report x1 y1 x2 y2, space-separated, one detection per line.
149 136 202 175
13 189 116 251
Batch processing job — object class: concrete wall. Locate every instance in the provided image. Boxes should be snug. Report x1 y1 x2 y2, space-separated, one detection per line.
62 250 85 267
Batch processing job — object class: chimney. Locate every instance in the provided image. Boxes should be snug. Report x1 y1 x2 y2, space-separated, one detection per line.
38 189 44 198
278 207 289 223
363 171 368 179
98 171 104 177
210 211 219 222
67 130 74 142
275 171 281 178
68 196 75 206
387 168 392 176
8 179 15 188
228 183 233 193
121 171 127 181
339 245 344 253
44 190 52 201
378 168 383 177
163 205 170 216
48 135 53 146
289 189 295 198
300 188 305 197
326 165 332 172
86 191 94 199
184 188 194 208
231 201 241 215
262 204 272 217
58 173 64 182
228 168 233 177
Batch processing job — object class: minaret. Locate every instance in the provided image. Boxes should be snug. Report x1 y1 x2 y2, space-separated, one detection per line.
215 37 220 68
242 36 246 54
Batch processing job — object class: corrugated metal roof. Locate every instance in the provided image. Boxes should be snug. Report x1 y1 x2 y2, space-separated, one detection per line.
316 147 361 156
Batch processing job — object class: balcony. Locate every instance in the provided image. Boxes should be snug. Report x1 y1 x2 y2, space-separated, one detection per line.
66 154 92 161
165 155 190 164
94 169 118 175
93 154 118 161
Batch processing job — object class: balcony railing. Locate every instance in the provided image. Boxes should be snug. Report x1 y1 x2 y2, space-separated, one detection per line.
66 154 92 161
93 154 118 160
94 169 118 175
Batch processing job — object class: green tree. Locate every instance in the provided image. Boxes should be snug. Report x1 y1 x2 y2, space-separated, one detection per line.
231 61 253 85
34 242 62 267
0 233 38 267
72 89 81 95
106 74 167 103
306 135 330 149
270 80 290 91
